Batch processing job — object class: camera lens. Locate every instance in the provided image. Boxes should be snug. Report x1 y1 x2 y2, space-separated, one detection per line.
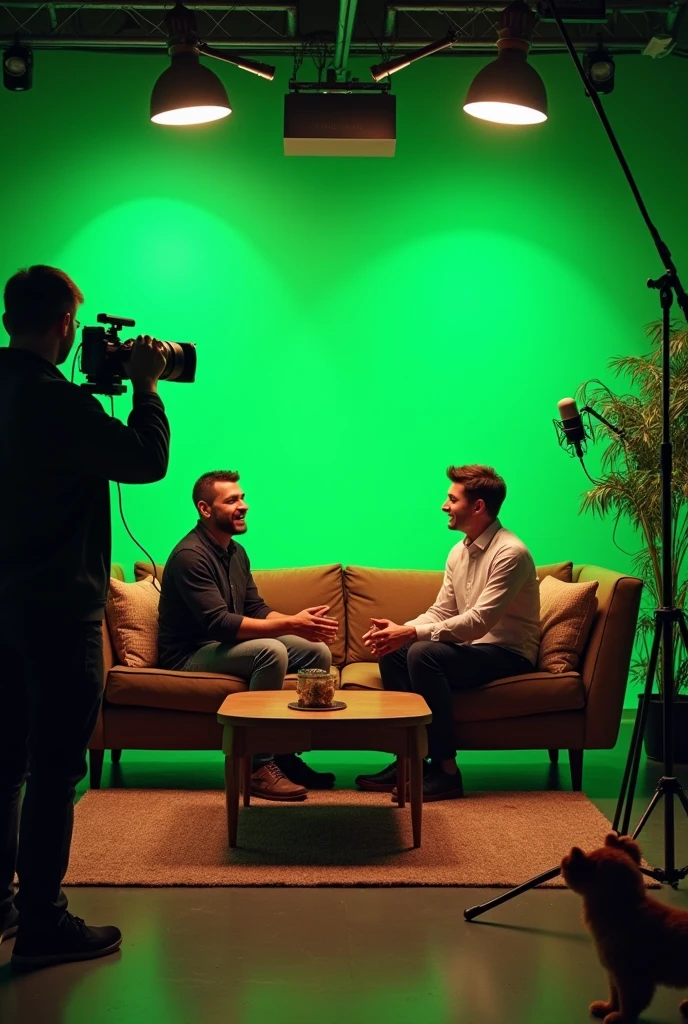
159 342 197 383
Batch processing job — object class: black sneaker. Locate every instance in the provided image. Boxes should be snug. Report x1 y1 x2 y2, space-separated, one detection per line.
0 904 18 944
393 765 464 803
355 760 399 792
11 912 122 969
274 753 335 790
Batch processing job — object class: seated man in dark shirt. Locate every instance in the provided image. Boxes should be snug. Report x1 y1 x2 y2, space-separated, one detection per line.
158 470 339 801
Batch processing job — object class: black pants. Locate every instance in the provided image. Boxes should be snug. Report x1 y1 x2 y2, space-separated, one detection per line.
379 641 534 761
0 619 104 926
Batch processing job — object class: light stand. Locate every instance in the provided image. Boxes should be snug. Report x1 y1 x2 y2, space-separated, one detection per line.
464 0 688 922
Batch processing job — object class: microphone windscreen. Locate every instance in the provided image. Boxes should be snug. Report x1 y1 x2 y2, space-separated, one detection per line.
558 397 579 421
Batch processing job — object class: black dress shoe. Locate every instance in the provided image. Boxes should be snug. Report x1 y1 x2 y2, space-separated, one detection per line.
274 753 335 790
355 761 399 791
11 912 122 969
393 766 464 802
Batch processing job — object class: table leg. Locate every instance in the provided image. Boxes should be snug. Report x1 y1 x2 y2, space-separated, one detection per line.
224 755 240 848
396 756 407 809
242 755 252 807
409 729 423 849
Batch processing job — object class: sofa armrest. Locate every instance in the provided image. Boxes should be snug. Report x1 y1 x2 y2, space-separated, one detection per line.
89 618 117 750
576 566 642 748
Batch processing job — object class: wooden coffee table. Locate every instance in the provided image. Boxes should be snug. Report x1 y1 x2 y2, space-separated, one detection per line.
216 690 432 849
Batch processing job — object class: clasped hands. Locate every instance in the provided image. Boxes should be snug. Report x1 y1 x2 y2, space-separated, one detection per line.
362 619 417 657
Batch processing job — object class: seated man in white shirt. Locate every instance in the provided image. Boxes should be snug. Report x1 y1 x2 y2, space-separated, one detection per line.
356 464 540 802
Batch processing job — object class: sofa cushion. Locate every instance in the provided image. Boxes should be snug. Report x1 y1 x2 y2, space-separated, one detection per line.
537 575 599 673
135 561 347 666
341 661 585 721
106 666 340 714
536 561 573 583
344 567 444 663
252 565 346 666
106 575 160 668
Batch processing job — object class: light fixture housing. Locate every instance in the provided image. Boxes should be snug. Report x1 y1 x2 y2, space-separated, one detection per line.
584 44 615 94
463 1 547 125
151 49 232 125
150 2 276 126
370 31 459 82
3 42 33 91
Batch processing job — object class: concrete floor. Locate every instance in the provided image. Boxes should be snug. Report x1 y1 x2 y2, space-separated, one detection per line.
2 715 688 1024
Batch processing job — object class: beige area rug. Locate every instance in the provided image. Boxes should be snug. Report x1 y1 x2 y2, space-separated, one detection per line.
64 788 655 888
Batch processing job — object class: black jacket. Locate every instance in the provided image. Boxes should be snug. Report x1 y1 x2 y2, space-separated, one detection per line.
0 347 170 621
158 524 272 670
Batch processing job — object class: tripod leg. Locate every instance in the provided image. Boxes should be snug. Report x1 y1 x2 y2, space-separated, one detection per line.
677 611 688 653
616 624 661 835
674 783 688 818
631 786 664 842
464 866 561 921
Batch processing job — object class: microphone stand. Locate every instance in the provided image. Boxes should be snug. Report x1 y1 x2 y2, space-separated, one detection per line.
464 0 688 922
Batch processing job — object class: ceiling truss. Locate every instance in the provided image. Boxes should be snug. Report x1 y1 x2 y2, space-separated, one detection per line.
0 0 681 54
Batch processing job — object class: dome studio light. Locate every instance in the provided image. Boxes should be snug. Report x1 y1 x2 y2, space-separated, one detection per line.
151 51 231 125
463 1 547 126
150 1 275 127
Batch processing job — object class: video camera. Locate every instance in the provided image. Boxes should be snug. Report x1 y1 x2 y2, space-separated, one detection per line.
80 314 197 396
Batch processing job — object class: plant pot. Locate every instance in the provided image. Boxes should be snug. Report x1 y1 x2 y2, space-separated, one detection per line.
642 694 688 764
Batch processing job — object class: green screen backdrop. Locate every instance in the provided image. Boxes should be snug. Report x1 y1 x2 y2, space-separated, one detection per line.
2 52 686 703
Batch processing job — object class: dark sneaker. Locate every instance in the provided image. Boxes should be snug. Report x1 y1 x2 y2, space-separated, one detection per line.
274 753 335 790
355 761 399 792
1 905 19 944
251 761 307 801
393 766 464 803
11 912 122 969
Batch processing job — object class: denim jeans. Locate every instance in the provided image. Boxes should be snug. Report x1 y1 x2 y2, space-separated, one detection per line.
0 618 104 926
184 635 331 766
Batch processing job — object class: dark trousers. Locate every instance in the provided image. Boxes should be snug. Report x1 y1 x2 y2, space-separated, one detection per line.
379 641 534 762
0 619 104 926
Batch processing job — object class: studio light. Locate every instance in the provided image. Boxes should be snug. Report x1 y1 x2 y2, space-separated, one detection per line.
150 1 276 127
3 42 33 92
584 44 615 94
369 31 459 83
463 0 547 125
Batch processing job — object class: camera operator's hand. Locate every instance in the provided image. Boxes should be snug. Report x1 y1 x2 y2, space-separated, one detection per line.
288 606 339 644
128 335 166 393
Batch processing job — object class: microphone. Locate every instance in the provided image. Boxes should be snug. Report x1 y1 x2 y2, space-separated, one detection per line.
555 397 589 458
557 397 586 445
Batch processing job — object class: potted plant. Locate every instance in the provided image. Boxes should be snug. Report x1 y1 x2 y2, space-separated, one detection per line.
577 321 688 761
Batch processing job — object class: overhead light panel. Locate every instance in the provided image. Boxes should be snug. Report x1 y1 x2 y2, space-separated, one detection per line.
463 0 547 125
150 1 276 127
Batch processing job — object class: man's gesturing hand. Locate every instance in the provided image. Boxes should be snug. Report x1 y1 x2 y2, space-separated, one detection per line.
289 605 339 644
363 618 417 657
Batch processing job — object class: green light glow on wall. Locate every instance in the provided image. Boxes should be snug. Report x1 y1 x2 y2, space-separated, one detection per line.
2 52 687 708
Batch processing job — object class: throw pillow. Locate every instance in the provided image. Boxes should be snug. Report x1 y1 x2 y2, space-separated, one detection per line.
106 575 160 668
537 575 599 674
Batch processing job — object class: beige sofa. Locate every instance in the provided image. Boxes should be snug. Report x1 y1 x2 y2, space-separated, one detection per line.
89 560 642 791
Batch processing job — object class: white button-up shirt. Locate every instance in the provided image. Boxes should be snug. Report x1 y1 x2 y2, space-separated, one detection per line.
405 519 540 665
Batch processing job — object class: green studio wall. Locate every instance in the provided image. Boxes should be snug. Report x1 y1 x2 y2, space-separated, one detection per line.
2 51 686 706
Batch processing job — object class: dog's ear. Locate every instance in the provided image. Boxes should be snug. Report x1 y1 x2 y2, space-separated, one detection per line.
568 846 587 862
609 834 642 864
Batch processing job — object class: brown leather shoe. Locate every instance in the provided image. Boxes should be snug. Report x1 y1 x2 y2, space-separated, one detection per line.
250 761 307 801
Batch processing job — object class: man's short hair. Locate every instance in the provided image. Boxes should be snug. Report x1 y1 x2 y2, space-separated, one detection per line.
192 470 240 508
4 265 84 336
446 464 506 518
